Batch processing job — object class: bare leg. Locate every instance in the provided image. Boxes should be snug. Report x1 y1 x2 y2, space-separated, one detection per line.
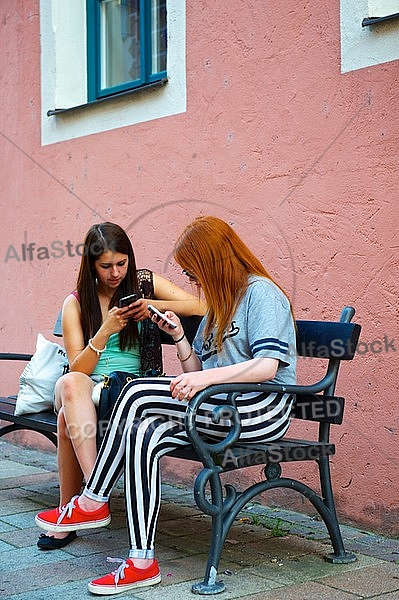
57 408 84 503
55 372 98 483
44 373 97 540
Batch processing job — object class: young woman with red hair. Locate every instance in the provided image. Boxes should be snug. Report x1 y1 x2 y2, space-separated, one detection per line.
36 216 296 595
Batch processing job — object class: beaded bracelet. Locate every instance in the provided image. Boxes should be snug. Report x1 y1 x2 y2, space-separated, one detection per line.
88 338 107 357
177 347 193 363
173 333 186 344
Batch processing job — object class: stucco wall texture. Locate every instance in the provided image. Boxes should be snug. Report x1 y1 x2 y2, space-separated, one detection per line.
1 2 398 535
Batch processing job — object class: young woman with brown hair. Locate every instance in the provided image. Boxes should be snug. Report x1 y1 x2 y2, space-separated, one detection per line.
37 221 205 550
36 216 296 594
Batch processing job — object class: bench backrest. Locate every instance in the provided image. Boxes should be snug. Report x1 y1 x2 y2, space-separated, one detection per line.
296 319 360 360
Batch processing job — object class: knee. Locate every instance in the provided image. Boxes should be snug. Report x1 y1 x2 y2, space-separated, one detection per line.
55 372 91 407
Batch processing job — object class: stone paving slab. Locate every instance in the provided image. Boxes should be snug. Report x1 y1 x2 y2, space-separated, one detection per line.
320 561 399 597
240 581 361 599
0 459 47 479
246 553 384 585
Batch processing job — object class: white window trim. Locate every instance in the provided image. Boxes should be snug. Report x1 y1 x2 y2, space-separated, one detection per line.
368 0 399 17
40 0 186 146
341 0 399 73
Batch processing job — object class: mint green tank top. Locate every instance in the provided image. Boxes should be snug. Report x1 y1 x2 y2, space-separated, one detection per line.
92 326 141 376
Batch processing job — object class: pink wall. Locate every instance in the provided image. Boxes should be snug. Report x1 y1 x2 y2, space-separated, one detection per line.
1 1 398 535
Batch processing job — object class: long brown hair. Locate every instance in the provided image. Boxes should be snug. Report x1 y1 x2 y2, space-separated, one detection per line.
76 222 140 350
174 216 290 349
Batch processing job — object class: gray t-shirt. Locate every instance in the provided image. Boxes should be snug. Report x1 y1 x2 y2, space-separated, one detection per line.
192 276 296 385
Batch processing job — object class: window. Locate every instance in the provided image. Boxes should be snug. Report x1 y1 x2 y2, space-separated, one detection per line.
87 0 167 101
40 0 186 145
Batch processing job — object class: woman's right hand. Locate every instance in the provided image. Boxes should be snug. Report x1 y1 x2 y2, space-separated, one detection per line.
101 306 131 335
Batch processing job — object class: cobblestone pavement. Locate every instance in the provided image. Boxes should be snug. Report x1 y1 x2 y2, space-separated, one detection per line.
0 440 398 599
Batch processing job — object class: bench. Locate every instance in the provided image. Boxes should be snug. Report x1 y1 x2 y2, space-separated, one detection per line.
0 306 361 595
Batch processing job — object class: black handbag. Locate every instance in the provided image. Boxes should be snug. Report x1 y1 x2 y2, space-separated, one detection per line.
96 371 138 446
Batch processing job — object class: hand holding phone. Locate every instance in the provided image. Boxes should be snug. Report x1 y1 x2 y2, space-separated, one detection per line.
147 304 177 329
119 293 141 308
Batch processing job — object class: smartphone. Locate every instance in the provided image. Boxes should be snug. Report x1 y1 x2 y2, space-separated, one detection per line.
147 304 177 329
119 293 141 308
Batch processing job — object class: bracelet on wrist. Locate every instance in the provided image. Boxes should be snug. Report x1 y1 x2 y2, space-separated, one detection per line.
173 333 186 344
177 347 193 363
88 338 107 357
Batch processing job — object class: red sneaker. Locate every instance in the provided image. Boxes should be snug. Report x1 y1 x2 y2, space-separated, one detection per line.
35 495 111 532
88 558 161 595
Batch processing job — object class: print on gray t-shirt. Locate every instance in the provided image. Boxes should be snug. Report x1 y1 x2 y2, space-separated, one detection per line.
193 276 296 386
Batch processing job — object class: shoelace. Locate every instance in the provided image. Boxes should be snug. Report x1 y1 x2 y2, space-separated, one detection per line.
56 495 79 525
106 557 129 586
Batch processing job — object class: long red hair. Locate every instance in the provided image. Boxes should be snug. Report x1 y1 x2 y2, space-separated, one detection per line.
174 216 290 350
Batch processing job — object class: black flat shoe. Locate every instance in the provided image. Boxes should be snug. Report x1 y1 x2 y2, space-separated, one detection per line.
37 531 77 550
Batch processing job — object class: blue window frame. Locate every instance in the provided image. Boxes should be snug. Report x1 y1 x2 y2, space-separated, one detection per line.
87 0 167 101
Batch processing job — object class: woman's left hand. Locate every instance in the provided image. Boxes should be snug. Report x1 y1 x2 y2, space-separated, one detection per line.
149 309 181 335
170 371 209 402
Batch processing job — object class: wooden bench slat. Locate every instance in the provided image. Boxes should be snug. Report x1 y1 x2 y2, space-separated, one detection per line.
0 398 57 433
169 439 335 470
292 394 345 424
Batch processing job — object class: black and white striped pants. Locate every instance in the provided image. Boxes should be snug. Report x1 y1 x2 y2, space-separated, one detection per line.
84 377 293 559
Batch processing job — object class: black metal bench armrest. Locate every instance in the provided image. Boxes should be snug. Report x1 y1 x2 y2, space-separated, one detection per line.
184 383 345 463
185 388 243 467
